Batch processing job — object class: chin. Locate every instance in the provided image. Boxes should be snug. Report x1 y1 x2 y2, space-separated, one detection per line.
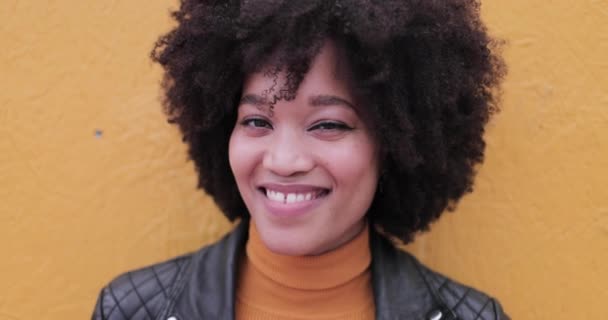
256 227 320 256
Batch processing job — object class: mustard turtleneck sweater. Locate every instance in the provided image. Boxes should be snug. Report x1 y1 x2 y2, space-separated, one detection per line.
235 223 375 320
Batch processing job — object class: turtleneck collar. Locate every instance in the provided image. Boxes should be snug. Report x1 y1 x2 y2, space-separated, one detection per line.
246 221 371 290
235 221 375 319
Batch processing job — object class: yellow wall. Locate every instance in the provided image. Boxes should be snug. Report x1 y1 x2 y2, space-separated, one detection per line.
1 1 606 319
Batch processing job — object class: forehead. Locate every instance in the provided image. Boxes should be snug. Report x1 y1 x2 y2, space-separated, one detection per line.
241 40 356 104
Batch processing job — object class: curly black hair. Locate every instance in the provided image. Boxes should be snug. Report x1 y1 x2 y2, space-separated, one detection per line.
151 0 506 244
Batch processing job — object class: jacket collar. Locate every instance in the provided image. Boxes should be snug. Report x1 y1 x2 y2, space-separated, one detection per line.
369 229 435 319
167 220 433 319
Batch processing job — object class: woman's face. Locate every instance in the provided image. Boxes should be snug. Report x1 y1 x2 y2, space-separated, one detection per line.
229 41 379 256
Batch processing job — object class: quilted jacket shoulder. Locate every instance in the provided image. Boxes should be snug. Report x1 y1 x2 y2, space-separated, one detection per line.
92 254 191 320
413 256 510 320
369 229 509 320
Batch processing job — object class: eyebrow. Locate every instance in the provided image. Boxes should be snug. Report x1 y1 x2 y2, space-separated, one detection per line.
239 94 268 107
309 95 355 109
239 93 355 109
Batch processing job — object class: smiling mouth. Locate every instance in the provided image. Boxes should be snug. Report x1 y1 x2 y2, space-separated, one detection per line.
258 187 331 204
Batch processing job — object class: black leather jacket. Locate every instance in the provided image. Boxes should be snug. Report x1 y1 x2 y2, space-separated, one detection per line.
92 221 509 320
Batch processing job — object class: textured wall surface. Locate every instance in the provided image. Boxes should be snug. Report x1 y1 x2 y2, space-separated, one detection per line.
1 1 606 319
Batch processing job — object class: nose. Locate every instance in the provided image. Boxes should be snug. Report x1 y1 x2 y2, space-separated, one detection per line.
262 130 315 177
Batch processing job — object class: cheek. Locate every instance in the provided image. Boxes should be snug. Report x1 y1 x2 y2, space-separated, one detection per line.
228 133 238 176
322 144 378 223
229 132 268 190
228 133 253 184
320 139 379 189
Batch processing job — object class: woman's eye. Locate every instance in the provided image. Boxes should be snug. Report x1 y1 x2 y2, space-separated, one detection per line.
309 121 352 131
241 118 272 129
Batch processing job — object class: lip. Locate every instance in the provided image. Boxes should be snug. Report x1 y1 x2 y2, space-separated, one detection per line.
256 183 331 218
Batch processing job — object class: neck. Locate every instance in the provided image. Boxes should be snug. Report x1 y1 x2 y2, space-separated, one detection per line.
235 222 375 319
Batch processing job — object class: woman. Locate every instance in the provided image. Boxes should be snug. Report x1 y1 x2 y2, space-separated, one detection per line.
93 0 507 319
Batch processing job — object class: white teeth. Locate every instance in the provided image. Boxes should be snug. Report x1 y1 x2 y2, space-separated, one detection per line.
286 193 297 204
266 190 286 202
264 189 324 204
